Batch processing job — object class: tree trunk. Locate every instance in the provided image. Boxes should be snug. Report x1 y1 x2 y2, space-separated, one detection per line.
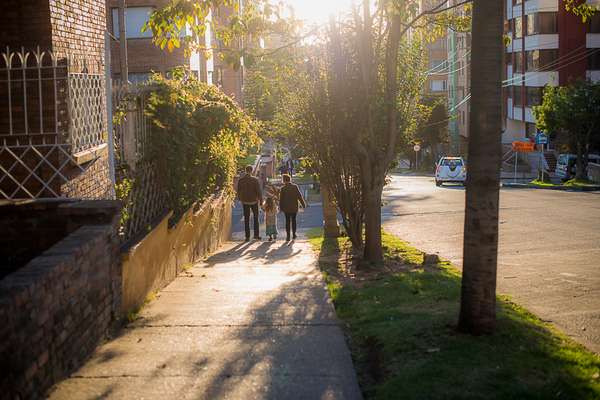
576 140 584 180
363 187 383 263
458 0 503 335
321 182 340 238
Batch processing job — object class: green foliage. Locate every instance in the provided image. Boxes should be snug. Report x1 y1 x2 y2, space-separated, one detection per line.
415 96 449 163
565 0 598 22
115 177 134 234
142 0 297 67
307 228 600 400
534 81 600 179
144 69 259 220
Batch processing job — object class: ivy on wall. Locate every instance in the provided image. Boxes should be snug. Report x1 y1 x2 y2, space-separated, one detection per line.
144 69 259 221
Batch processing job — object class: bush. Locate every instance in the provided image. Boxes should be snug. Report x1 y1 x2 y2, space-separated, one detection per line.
145 69 259 220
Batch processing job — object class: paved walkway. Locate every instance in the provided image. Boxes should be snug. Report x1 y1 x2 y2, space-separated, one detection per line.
49 240 362 400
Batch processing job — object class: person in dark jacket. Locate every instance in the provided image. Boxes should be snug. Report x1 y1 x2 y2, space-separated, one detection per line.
237 165 263 241
278 174 306 241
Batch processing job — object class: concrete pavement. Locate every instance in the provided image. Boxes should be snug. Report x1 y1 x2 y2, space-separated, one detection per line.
383 174 600 353
49 239 362 400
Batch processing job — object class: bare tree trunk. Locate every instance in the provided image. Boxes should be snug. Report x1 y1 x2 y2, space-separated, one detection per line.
458 0 503 335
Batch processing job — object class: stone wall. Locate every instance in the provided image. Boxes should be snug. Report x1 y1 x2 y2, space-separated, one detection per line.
121 192 232 313
0 200 120 399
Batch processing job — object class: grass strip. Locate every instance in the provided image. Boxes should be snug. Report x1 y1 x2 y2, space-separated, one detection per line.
307 228 600 400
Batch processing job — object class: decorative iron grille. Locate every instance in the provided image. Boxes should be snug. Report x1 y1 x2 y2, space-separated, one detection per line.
68 73 106 153
0 47 108 200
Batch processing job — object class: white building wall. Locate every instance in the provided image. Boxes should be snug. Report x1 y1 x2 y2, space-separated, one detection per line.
524 0 558 14
504 118 527 144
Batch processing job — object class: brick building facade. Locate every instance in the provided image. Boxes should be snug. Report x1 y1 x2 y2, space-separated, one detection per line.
0 0 113 200
106 0 244 102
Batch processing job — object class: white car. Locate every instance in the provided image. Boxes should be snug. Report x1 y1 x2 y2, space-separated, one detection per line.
435 157 466 186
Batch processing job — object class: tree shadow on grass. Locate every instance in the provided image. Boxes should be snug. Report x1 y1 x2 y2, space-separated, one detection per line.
318 248 600 399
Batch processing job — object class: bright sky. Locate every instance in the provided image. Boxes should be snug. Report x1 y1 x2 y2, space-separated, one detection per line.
281 0 356 25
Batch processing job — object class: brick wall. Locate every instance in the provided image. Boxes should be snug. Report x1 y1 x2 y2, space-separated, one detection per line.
0 0 53 50
0 200 121 400
0 0 112 201
61 151 113 199
49 0 106 72
106 0 187 76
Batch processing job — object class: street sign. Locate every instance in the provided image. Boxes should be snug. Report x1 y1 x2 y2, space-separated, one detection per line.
413 144 421 152
512 141 535 153
535 132 548 145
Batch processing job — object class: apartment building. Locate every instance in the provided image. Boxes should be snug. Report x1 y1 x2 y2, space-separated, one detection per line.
425 38 449 96
447 28 471 155
504 0 600 145
106 1 244 102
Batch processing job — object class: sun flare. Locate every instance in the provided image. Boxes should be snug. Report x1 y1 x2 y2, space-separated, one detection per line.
282 0 356 24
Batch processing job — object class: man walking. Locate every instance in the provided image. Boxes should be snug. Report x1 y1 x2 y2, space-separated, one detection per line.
279 174 306 241
237 165 263 241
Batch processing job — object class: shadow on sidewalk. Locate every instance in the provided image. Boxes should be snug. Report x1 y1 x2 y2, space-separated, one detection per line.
204 240 303 266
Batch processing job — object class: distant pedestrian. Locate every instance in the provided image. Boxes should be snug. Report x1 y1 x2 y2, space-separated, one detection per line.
262 196 278 241
278 174 306 241
237 165 263 241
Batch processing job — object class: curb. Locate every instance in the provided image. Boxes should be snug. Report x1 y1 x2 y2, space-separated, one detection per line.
502 182 600 192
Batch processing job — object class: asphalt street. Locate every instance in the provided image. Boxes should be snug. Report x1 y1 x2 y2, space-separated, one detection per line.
383 174 600 353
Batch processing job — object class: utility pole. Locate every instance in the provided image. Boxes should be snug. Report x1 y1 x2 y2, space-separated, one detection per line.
118 0 129 85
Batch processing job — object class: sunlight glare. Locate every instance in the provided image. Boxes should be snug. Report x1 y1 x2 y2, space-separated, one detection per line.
282 0 356 25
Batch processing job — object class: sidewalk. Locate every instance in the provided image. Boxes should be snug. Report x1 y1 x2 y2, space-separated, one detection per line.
49 240 362 400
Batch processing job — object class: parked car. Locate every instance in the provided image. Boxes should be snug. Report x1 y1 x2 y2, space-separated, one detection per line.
555 153 600 181
435 157 467 186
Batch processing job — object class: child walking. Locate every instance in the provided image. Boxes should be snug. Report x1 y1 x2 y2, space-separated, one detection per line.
262 197 278 241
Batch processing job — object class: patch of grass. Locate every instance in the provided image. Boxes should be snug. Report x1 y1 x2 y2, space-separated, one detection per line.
530 179 558 187
529 178 599 189
564 178 598 187
307 228 600 400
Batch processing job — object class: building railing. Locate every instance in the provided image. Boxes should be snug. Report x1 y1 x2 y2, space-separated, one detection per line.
112 81 167 243
0 47 108 200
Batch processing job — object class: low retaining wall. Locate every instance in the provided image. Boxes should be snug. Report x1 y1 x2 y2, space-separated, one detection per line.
589 162 600 183
121 192 232 314
0 202 120 400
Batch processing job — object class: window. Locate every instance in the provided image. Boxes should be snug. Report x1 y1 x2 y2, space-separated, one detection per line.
526 87 544 107
590 14 600 33
513 86 523 107
430 80 447 92
514 52 524 73
514 17 523 38
526 12 558 35
526 49 559 71
440 158 463 167
589 52 600 70
430 59 446 70
112 7 154 39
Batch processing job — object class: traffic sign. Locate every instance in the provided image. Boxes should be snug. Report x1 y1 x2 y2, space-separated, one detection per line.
413 144 421 152
535 132 548 145
512 141 535 153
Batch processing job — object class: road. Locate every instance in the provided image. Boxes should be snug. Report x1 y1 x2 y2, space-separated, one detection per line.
383 174 600 353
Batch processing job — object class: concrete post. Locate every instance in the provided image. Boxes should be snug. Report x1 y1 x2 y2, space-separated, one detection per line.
321 183 340 238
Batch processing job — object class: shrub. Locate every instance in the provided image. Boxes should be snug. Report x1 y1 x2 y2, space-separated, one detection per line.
144 69 259 220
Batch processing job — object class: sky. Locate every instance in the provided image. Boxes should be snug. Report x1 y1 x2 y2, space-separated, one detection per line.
281 0 356 25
